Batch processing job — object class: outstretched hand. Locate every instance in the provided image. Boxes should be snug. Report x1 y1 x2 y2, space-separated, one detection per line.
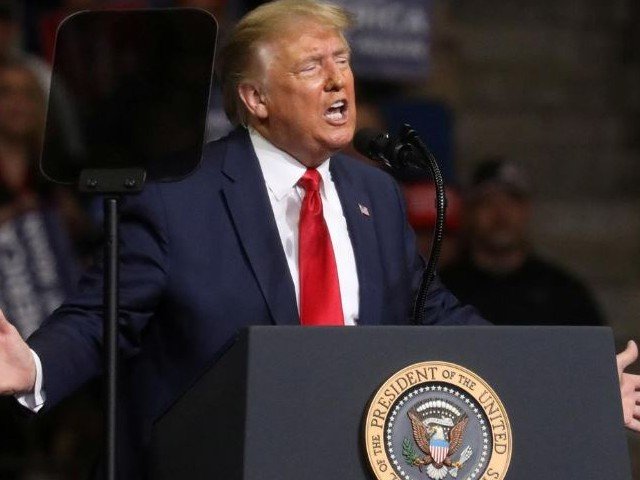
617 340 640 432
0 310 36 396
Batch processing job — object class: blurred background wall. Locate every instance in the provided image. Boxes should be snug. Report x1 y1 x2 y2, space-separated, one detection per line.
429 2 640 471
441 0 640 340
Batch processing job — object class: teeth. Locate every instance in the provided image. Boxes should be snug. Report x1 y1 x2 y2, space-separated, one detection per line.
325 100 346 122
325 110 344 121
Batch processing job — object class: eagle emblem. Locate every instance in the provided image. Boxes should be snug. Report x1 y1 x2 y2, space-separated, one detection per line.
364 362 512 480
404 400 473 479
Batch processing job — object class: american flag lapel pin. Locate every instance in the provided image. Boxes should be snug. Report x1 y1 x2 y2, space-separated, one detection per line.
358 203 370 217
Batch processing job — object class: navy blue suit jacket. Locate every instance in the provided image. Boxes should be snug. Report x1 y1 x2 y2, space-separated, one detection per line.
28 128 484 477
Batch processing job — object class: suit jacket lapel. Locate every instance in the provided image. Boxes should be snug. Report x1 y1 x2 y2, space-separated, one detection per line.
220 129 299 326
330 158 383 325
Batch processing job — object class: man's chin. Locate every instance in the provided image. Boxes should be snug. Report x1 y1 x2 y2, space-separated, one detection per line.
481 238 525 256
324 127 355 153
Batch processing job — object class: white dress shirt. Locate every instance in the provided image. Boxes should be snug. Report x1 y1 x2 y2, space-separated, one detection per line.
16 350 45 412
17 129 361 411
250 129 360 325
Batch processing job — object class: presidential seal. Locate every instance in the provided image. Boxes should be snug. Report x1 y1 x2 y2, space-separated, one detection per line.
364 362 512 480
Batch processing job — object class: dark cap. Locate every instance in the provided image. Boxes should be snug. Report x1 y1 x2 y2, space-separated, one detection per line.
469 156 530 198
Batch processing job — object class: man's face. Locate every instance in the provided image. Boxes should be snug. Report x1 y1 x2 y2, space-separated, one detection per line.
249 22 356 166
0 67 44 140
466 188 530 254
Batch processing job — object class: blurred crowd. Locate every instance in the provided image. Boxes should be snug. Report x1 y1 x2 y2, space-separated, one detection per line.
405 158 604 327
0 0 614 478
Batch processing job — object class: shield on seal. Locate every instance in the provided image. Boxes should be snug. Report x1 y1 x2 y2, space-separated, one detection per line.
430 438 450 464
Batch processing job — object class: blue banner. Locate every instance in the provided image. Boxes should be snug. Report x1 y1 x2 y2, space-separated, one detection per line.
335 0 432 80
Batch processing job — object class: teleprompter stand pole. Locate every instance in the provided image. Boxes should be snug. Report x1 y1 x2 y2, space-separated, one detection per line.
80 168 146 480
104 197 118 480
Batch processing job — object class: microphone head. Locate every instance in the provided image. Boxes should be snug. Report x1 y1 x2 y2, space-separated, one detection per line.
353 128 388 161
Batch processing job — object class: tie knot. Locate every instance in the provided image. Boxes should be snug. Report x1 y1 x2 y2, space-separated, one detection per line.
298 169 321 193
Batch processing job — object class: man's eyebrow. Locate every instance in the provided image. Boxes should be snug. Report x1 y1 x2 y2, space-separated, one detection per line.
299 53 324 63
293 47 351 68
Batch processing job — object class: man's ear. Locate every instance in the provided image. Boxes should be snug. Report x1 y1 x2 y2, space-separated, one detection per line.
238 83 268 120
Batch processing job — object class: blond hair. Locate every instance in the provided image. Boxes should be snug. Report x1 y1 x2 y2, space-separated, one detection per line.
218 0 355 126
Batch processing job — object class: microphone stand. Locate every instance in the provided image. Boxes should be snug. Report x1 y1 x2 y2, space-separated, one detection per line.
369 124 447 325
401 126 447 326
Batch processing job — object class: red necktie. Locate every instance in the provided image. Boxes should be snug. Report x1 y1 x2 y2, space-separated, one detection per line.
298 169 344 326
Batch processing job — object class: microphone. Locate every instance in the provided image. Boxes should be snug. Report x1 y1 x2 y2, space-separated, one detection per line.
354 124 447 326
352 128 417 169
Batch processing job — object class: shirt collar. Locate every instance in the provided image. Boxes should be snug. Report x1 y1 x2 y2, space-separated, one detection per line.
249 128 331 201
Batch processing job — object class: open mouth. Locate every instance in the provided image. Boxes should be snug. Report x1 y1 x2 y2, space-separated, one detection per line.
324 99 348 124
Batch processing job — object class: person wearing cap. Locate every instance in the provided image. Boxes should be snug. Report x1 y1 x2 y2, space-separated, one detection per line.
440 157 604 327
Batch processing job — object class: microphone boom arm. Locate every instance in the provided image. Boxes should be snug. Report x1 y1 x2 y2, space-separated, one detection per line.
354 124 447 325
399 125 447 325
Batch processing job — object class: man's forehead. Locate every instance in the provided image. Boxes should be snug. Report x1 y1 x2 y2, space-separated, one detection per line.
268 27 347 58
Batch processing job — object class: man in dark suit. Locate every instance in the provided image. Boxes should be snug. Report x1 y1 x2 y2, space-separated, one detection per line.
0 0 638 477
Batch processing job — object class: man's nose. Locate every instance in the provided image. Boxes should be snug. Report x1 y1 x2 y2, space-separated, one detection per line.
324 61 345 91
